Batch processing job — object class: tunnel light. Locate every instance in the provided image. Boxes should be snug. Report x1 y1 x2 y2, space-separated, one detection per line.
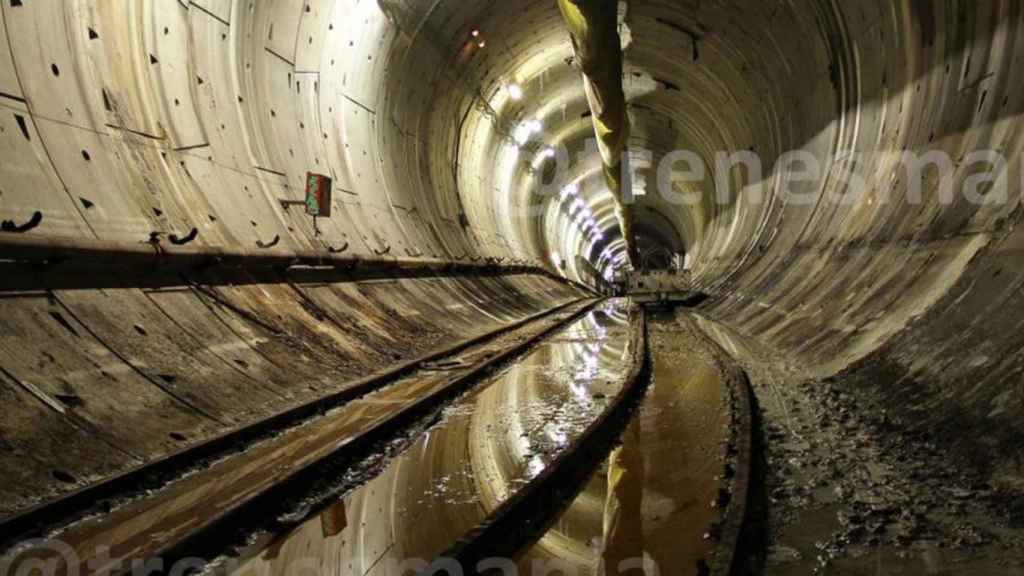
506 83 523 100
532 147 555 168
513 119 543 146
471 29 480 38
513 125 531 146
478 41 487 48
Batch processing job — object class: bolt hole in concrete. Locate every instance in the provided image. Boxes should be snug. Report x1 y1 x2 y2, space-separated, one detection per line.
55 394 84 408
169 432 188 442
51 470 77 485
14 114 30 140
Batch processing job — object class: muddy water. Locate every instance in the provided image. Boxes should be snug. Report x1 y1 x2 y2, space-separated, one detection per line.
516 309 731 576
228 300 637 576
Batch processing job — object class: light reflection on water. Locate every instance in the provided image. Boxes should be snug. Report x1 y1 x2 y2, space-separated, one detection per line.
229 300 635 576
517 309 731 576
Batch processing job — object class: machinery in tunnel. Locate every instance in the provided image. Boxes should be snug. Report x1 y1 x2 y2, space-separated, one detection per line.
1 0 1024 575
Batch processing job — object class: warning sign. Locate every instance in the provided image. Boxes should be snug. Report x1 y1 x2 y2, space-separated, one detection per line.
305 172 333 217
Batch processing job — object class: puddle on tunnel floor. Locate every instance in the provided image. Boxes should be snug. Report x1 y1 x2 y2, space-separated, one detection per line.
225 300 637 576
515 307 730 576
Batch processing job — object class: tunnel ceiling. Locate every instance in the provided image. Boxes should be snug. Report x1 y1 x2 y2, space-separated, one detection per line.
2 0 1017 283
2 0 1024 482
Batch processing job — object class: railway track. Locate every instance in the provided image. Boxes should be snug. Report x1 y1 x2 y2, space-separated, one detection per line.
1 301 757 576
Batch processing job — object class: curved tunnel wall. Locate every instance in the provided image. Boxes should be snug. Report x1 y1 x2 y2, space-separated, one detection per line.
0 271 580 517
0 0 499 260
0 0 589 517
1 0 1023 512
659 0 1024 481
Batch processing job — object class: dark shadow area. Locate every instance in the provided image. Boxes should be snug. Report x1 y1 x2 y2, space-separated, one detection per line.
733 388 769 576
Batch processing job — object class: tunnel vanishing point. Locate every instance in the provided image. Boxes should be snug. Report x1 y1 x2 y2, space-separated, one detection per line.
1 1 1024 575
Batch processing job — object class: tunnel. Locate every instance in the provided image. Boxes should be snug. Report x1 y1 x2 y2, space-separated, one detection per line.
1 0 1023 574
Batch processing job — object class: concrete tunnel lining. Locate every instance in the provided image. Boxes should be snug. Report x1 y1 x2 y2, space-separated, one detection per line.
0 0 1023 568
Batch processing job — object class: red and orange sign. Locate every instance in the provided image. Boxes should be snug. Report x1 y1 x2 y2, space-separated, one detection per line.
305 172 333 217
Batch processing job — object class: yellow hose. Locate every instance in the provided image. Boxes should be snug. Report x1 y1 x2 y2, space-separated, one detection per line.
556 0 637 266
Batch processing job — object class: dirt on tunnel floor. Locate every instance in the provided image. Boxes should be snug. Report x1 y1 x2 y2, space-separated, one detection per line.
691 314 1024 576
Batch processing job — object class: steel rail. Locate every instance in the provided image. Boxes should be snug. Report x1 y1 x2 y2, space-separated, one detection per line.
0 297 596 550
429 303 651 574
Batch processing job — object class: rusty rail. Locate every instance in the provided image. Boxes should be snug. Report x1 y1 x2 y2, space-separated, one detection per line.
0 298 598 555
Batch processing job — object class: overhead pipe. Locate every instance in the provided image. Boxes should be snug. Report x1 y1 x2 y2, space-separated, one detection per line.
0 235 519 274
0 235 598 294
555 0 637 267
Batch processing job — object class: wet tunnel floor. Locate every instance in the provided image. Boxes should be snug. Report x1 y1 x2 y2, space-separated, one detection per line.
227 299 637 576
516 308 730 575
225 303 733 576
